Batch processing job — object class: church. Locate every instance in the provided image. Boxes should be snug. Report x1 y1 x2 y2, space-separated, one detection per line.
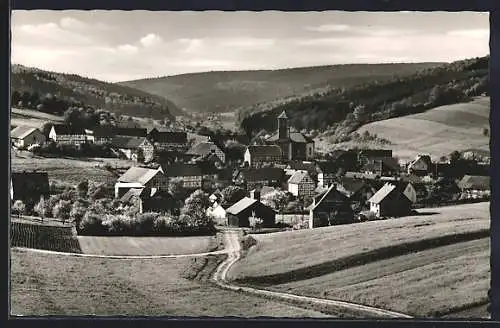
265 110 315 162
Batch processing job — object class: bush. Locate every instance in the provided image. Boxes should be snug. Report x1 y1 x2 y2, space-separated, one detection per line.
78 211 105 235
52 199 72 222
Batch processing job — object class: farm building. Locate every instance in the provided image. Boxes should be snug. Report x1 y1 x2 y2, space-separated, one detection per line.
233 167 286 190
368 182 413 218
114 166 166 198
119 188 177 214
206 202 227 225
362 157 400 176
457 175 490 199
147 128 188 152
407 154 433 176
336 177 380 210
85 127 113 145
186 141 226 163
11 126 46 149
110 136 155 162
265 110 315 161
308 184 353 229
358 149 393 165
112 127 148 138
287 170 316 199
225 197 276 228
316 161 341 188
398 182 429 204
162 163 203 189
10 171 50 204
215 168 235 189
244 145 283 168
48 124 87 145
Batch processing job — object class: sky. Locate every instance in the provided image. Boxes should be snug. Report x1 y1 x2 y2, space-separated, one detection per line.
11 10 490 82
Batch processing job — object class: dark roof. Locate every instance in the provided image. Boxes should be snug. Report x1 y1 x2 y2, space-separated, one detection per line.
238 167 285 182
278 110 288 119
337 177 368 196
458 175 490 190
118 167 162 184
187 142 223 157
316 161 339 174
163 163 202 177
225 197 274 215
11 126 40 139
112 127 148 137
111 136 149 149
246 145 282 158
368 183 398 204
310 184 349 211
51 124 86 135
217 168 235 181
86 126 114 137
363 157 400 173
359 149 393 158
266 128 314 144
148 130 187 143
287 161 317 173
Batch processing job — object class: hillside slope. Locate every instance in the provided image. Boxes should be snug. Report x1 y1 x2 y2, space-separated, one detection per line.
320 97 490 161
120 63 443 114
240 56 489 138
11 64 180 120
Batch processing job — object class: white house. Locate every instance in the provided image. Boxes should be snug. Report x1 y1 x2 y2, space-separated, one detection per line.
114 166 166 198
287 170 316 198
11 126 46 148
206 202 227 226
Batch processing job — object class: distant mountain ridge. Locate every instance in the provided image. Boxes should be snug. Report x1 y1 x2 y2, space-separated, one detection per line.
11 64 180 120
119 62 444 115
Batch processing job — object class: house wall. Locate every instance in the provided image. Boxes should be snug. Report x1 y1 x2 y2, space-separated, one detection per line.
114 183 144 198
244 149 252 166
370 202 380 217
119 148 134 160
14 130 46 148
288 183 299 196
378 192 412 217
139 142 155 162
306 143 314 160
228 204 275 228
291 142 307 161
207 204 227 225
318 173 335 188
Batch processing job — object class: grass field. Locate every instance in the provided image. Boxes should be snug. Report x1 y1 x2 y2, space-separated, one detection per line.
77 236 219 256
10 250 329 317
270 238 490 318
11 108 64 129
228 202 490 282
11 150 134 186
316 97 490 161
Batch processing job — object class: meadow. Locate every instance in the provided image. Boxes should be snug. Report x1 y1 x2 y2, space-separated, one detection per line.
227 202 490 283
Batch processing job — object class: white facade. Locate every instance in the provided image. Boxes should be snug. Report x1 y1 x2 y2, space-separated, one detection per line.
243 148 252 166
370 202 380 217
206 202 227 225
288 183 300 196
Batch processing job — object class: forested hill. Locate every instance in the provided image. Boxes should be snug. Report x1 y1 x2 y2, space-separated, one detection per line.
239 56 489 141
119 62 443 115
11 64 179 120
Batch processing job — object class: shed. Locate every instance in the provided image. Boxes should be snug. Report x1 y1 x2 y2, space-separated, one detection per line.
225 197 276 228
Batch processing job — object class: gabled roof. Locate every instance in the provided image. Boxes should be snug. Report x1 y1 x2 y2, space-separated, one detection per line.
310 184 348 211
266 128 314 144
368 183 398 204
120 188 144 203
51 124 86 135
11 126 39 139
316 161 339 174
112 127 148 137
187 142 223 157
288 171 312 185
359 149 393 158
118 167 161 185
337 177 368 196
163 163 202 177
458 175 490 190
246 145 282 158
225 197 274 215
149 130 187 143
278 110 288 119
111 136 150 149
287 161 317 173
86 126 114 137
238 167 285 182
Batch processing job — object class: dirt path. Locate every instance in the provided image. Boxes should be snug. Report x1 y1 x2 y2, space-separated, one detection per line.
212 231 413 319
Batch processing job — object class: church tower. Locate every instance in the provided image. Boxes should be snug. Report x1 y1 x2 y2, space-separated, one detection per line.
278 110 289 139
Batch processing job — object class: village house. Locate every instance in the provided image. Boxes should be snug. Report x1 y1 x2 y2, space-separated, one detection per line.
362 157 400 177
336 177 380 211
407 154 433 176
48 124 87 145
316 161 341 188
85 127 113 145
162 163 203 189
11 126 46 149
457 175 490 199
265 111 315 161
285 161 318 180
308 183 353 229
225 197 276 228
397 181 429 204
357 149 393 165
186 141 226 163
287 170 316 199
147 128 188 152
244 145 283 168
197 161 220 190
215 168 235 189
112 127 148 138
10 171 50 204
233 167 286 190
249 186 276 202
368 182 413 218
110 136 155 162
114 166 166 199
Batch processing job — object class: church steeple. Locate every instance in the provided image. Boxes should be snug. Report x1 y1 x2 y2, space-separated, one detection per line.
278 110 289 139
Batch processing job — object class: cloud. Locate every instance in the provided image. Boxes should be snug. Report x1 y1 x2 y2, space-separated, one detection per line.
447 29 489 39
140 33 163 47
14 22 94 46
177 38 204 53
306 24 351 32
117 44 138 54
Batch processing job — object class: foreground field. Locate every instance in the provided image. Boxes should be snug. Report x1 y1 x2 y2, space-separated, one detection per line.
11 151 134 186
77 236 219 256
317 97 490 161
228 202 489 282
272 238 490 317
10 250 328 317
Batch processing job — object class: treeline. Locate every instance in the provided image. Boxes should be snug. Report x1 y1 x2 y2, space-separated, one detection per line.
240 56 489 140
11 64 177 121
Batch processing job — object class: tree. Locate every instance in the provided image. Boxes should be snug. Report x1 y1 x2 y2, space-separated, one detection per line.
52 199 72 223
11 91 21 106
169 177 186 201
221 185 246 206
449 150 462 165
34 196 48 221
70 200 87 226
12 200 26 218
261 190 289 221
77 180 89 198
180 189 212 228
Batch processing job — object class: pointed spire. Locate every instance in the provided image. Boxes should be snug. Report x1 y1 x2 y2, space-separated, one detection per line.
278 110 288 119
